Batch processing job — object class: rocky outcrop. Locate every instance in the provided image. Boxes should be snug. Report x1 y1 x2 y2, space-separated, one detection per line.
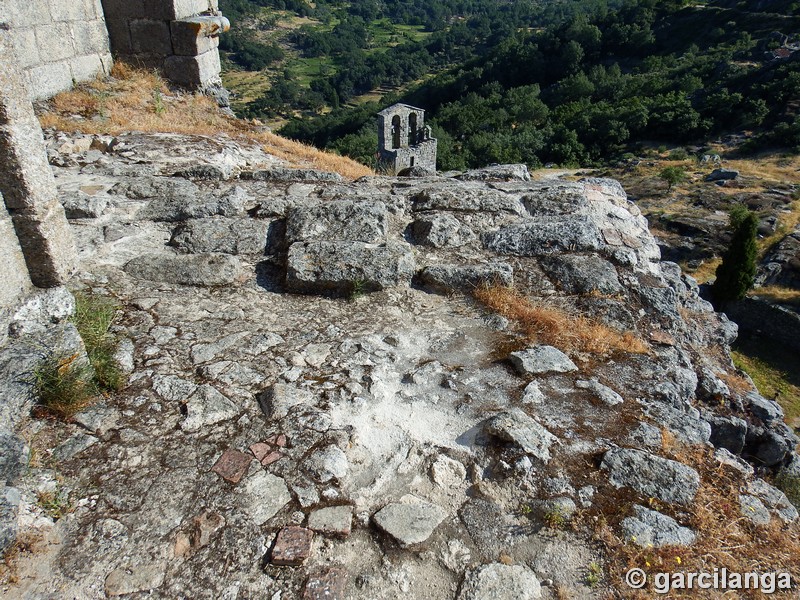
3 130 799 599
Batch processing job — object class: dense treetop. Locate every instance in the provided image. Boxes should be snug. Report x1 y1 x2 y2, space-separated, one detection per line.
221 0 800 169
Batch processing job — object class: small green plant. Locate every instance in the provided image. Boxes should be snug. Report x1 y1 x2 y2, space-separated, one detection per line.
543 505 568 529
667 148 689 161
33 292 124 420
659 165 686 191
34 353 98 419
72 292 124 392
775 472 800 509
349 279 367 301
153 89 166 116
36 489 70 520
586 562 602 587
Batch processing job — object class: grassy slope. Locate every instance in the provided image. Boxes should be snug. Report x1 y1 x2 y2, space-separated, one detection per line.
39 63 373 179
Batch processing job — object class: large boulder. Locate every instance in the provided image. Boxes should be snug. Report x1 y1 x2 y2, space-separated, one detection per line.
420 263 513 294
170 217 271 255
601 448 700 505
286 241 415 295
411 187 524 215
539 254 622 295
456 164 531 182
410 213 476 248
621 505 696 547
124 253 241 286
286 200 388 243
705 168 739 182
483 216 603 256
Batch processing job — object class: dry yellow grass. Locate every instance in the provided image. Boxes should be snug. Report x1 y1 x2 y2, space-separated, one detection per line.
37 63 373 180
474 284 649 357
681 257 722 285
750 285 800 307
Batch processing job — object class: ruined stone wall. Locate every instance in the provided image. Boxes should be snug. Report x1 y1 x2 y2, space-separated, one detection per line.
0 30 76 310
0 0 113 101
100 0 228 88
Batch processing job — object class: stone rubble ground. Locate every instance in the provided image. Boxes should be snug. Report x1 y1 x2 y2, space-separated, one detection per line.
1 131 798 599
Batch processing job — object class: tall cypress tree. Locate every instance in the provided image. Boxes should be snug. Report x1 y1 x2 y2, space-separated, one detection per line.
711 206 758 309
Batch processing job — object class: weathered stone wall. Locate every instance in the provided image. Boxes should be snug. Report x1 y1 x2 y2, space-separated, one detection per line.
0 30 76 297
100 0 228 88
0 0 113 101
0 196 33 317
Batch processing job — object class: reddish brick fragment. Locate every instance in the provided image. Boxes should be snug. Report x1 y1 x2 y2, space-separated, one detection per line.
276 434 288 447
271 526 313 566
250 442 272 461
261 451 284 466
303 567 347 600
210 449 252 484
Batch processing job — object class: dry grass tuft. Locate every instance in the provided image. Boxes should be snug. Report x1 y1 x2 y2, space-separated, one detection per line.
37 64 373 180
474 284 649 357
681 257 722 285
750 285 800 307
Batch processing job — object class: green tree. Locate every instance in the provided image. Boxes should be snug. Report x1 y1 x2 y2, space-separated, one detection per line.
659 166 685 191
711 206 758 309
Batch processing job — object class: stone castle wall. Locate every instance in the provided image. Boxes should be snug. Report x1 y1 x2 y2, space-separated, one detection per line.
0 30 77 317
0 0 113 101
101 0 228 88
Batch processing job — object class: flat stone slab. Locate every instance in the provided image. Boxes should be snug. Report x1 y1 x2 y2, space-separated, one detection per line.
308 505 353 536
373 497 447 546
509 346 578 376
271 526 314 566
458 564 542 600
211 449 253 485
601 448 700 505
105 562 167 596
483 216 603 256
303 567 348 600
124 253 240 286
241 168 343 183
286 200 388 243
485 408 558 463
576 379 624 406
170 217 270 255
420 263 513 294
411 187 524 214
621 505 696 547
286 241 415 295
240 472 292 526
181 384 239 432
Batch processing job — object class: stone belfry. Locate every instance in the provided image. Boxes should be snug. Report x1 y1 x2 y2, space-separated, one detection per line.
377 103 437 174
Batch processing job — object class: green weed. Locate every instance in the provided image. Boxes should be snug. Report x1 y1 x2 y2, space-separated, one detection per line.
72 292 124 392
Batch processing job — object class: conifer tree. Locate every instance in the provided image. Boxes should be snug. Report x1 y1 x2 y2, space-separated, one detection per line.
711 205 758 309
